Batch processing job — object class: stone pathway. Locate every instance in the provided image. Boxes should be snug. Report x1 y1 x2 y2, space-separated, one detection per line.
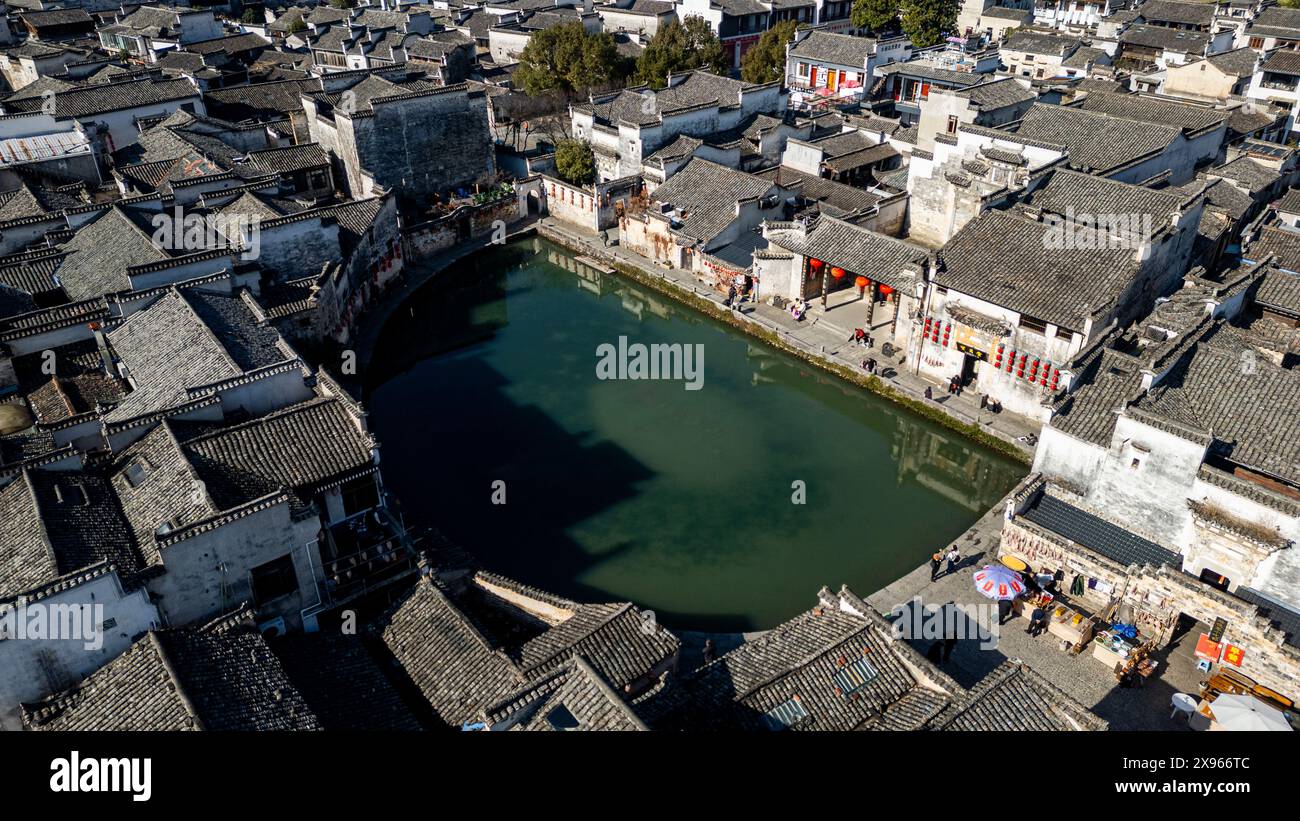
537 218 1042 457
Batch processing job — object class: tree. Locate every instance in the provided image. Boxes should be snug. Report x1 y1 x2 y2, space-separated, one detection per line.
1280 0 1300 8
740 20 799 84
851 0 900 33
634 16 728 88
241 8 262 24
899 0 958 48
516 23 624 97
555 139 596 186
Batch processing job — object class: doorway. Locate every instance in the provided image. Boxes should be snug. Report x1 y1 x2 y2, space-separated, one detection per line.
959 353 979 387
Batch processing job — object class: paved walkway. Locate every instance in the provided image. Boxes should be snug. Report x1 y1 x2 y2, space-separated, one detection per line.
537 218 1042 458
865 494 1207 731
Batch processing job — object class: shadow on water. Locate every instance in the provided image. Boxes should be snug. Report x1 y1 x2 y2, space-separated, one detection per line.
365 238 1025 632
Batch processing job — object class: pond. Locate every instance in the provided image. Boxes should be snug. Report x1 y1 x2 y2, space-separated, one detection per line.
365 237 1024 632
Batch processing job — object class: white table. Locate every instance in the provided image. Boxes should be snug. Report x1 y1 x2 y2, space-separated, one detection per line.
1171 692 1198 721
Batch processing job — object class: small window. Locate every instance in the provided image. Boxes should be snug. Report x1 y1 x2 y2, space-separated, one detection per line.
763 696 810 730
946 115 958 134
123 459 149 488
1019 315 1048 334
545 705 581 730
250 555 298 605
1130 458 1141 470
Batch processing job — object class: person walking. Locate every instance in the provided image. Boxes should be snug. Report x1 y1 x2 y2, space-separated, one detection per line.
945 546 960 576
930 551 943 581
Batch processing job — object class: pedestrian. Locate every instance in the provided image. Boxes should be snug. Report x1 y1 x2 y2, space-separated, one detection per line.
702 638 716 664
924 386 933 400
1027 607 1047 637
725 284 736 307
997 598 1013 626
945 546 960 575
930 551 943 581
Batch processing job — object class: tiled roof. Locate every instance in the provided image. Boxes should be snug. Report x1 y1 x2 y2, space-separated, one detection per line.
937 210 1139 330
1246 224 1300 272
653 596 950 731
489 656 650 731
1138 0 1215 27
1275 188 1300 215
1023 167 1191 225
103 287 285 424
788 31 876 67
1020 492 1183 567
1208 156 1279 195
1260 48 1300 76
1246 6 1300 39
930 659 1108 730
269 632 423 730
1202 47 1259 79
764 215 929 292
373 574 678 729
1077 91 1226 135
1120 23 1209 54
650 157 775 245
957 77 1036 109
1234 587 1300 648
5 78 199 118
755 165 881 216
1131 342 1300 483
1012 103 1182 173
22 609 322 731
53 206 170 301
1257 264 1300 317
1002 30 1080 57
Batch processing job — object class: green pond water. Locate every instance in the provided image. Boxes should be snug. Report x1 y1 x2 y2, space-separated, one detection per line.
366 238 1024 631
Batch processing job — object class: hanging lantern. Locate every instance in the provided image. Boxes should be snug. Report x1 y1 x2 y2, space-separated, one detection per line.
830 266 846 279
879 284 893 296
1050 368 1061 391
809 258 824 271
854 275 870 288
993 345 1004 369
941 323 951 347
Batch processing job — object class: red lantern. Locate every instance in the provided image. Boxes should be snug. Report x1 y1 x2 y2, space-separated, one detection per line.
830 266 846 279
942 323 951 347
879 284 893 296
1050 368 1060 391
809 258 824 271
854 275 870 288
993 344 1004 369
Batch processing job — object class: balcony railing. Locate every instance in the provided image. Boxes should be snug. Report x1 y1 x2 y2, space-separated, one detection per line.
316 507 418 606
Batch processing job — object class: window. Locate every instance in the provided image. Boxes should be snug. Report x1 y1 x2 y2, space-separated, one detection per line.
123 459 149 488
1018 315 1048 334
832 657 879 698
797 62 809 78
250 555 298 605
763 696 810 730
946 115 958 134
1250 37 1265 49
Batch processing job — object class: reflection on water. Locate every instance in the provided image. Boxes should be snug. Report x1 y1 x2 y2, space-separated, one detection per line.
366 238 1024 631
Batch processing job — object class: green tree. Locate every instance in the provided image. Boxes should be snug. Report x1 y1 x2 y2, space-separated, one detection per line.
1280 0 1300 8
516 23 624 96
555 139 596 185
851 0 900 32
740 20 799 84
899 0 958 48
634 16 728 88
241 8 262 24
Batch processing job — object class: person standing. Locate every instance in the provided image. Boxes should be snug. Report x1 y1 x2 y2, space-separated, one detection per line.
945 546 960 575
930 551 943 581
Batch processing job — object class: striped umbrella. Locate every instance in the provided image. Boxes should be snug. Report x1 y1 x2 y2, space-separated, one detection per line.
973 565 1025 601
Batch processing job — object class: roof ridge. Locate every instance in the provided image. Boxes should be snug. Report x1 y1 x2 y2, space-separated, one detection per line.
146 631 207 730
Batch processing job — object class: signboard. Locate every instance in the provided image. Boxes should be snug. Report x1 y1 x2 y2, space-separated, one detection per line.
1194 633 1223 662
955 342 987 361
1209 617 1228 643
954 325 992 355
1221 643 1245 667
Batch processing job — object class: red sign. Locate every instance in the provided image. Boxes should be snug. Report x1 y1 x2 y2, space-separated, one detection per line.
1222 643 1245 667
1194 634 1223 662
